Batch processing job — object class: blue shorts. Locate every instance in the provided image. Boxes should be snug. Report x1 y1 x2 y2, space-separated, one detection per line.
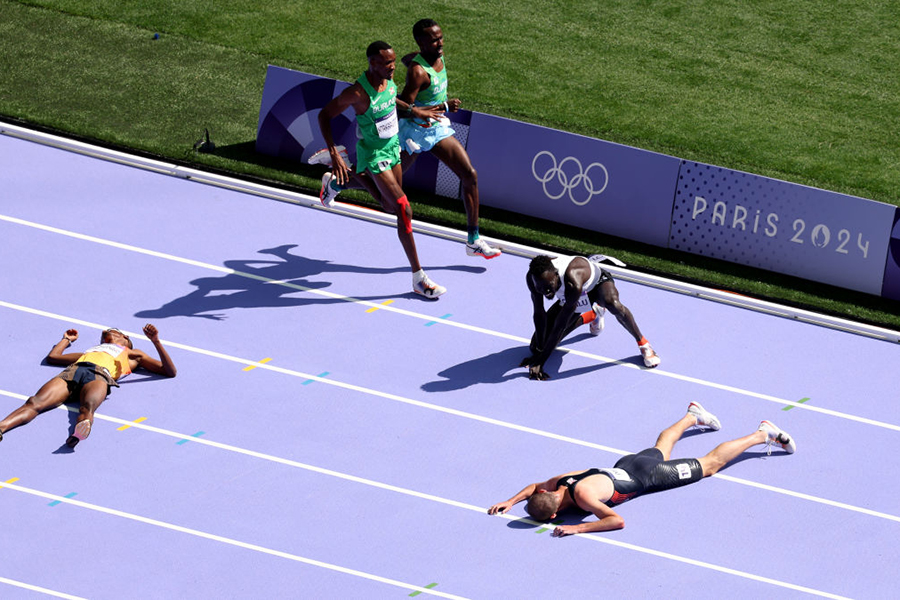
398 117 455 154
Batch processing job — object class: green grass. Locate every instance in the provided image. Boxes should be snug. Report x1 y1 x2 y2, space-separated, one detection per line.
2 0 898 329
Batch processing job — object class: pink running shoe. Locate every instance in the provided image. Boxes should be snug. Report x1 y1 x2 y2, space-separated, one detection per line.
66 419 92 448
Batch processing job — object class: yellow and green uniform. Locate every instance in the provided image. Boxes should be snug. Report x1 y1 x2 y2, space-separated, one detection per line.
355 73 400 174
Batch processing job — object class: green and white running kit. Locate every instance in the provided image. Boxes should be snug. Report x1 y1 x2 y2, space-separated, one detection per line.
398 54 455 154
355 73 401 174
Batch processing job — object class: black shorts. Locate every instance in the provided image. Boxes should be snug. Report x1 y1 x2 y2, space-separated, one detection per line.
56 362 118 396
584 268 614 306
613 447 703 499
597 267 613 286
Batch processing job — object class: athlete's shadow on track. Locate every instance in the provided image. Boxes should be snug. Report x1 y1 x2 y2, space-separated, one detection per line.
135 244 485 320
504 512 591 531
421 343 623 392
719 449 789 469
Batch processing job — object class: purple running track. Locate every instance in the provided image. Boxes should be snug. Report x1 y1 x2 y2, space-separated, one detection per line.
1 132 898 599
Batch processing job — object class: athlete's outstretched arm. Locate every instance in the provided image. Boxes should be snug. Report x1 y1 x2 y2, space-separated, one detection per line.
520 275 554 379
46 329 82 365
487 482 537 515
527 261 594 377
527 281 582 376
487 476 561 515
129 324 177 377
395 97 443 122
552 500 624 537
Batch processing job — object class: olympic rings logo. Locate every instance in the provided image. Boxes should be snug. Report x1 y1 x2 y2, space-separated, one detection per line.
531 151 609 206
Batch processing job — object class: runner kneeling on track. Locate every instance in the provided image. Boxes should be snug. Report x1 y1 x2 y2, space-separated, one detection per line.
488 402 796 535
522 254 660 381
0 325 177 448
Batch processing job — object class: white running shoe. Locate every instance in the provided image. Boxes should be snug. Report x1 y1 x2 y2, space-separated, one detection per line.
639 342 661 368
319 172 341 208
307 145 348 166
589 302 606 336
412 272 446 299
758 420 796 454
465 238 502 259
687 401 721 431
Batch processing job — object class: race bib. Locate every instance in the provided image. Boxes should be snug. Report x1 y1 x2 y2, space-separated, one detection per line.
575 293 591 311
677 463 692 480
84 343 127 358
558 292 591 310
375 110 399 139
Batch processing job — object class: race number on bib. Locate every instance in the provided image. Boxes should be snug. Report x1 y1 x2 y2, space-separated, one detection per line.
375 110 399 139
677 463 692 480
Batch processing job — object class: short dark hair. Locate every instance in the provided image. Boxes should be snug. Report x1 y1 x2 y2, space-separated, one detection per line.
528 255 555 279
366 40 392 58
413 19 439 39
526 492 560 521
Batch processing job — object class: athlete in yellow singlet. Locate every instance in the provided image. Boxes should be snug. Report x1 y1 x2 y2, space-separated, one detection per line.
0 324 177 448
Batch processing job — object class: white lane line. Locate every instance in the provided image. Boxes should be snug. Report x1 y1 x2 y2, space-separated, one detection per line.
1 299 900 524
2 295 900 441
567 532 851 600
0 576 87 600
2 386 898 526
6 121 898 346
0 447 850 599
0 481 468 599
2 213 897 431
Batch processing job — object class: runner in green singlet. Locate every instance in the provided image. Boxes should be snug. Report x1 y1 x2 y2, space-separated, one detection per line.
318 41 447 299
398 18 501 260
319 21 501 261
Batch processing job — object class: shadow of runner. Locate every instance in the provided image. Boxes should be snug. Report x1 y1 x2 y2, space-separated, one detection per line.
136 244 485 319
421 346 624 392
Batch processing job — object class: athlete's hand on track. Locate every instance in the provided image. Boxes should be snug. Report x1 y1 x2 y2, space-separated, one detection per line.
552 525 577 537
63 329 79 342
528 364 550 381
487 501 514 515
519 355 550 380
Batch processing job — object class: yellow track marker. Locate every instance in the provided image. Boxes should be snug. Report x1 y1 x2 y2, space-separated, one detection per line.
243 357 273 372
1 477 20 488
365 300 394 313
117 417 148 431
